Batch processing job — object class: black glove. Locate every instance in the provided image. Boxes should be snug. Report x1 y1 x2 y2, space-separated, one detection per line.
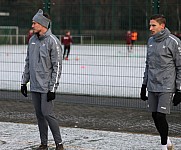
173 90 181 106
47 91 55 102
21 84 27 97
140 84 148 101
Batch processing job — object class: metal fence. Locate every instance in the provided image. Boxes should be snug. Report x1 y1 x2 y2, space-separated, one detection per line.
0 0 181 110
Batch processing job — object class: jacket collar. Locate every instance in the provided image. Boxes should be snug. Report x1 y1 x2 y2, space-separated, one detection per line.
153 28 170 42
36 28 52 40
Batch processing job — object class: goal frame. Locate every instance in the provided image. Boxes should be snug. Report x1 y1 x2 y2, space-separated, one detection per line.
0 26 19 44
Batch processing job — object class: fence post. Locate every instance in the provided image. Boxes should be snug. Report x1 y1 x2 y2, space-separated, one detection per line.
79 0 83 35
128 0 132 30
152 0 160 14
43 0 52 29
43 0 51 15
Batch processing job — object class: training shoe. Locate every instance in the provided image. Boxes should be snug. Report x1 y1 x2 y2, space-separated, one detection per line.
167 144 174 150
56 143 64 150
36 144 48 150
65 57 68 60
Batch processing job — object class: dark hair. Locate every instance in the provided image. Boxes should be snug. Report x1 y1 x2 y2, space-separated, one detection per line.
43 13 50 20
150 14 166 25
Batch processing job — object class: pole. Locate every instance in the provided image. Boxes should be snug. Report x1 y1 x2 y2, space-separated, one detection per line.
79 0 83 35
111 0 115 43
128 0 132 30
152 0 160 14
43 0 51 15
43 0 51 29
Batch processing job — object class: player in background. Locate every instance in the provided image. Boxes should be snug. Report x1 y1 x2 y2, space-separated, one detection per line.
27 29 34 43
61 31 73 60
126 30 133 51
131 30 138 47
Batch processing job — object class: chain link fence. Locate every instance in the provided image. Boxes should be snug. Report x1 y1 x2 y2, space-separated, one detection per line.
0 0 181 110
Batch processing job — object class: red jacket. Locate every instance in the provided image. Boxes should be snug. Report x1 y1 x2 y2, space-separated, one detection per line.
126 32 132 44
61 35 73 46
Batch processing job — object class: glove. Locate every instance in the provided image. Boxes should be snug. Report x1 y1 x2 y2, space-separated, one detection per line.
173 90 181 106
21 84 27 97
47 91 55 102
140 84 148 101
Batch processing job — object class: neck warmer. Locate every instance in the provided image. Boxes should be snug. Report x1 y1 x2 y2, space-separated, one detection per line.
153 28 170 42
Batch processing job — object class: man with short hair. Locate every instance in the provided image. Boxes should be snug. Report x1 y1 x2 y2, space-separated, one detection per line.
140 14 181 150
21 9 64 150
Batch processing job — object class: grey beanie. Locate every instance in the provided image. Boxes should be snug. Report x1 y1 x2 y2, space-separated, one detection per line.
32 9 50 28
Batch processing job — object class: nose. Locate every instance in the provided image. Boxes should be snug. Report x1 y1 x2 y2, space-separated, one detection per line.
149 26 153 31
32 23 34 28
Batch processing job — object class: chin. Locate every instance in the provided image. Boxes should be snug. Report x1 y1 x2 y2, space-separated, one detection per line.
151 32 155 35
33 31 37 34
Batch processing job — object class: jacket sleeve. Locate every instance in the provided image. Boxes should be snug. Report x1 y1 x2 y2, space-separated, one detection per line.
21 46 30 84
142 42 149 86
142 54 148 86
174 40 181 90
49 37 63 92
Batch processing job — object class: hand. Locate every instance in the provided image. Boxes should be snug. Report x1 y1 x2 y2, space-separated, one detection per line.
21 84 27 97
173 90 181 106
140 84 148 101
47 91 55 102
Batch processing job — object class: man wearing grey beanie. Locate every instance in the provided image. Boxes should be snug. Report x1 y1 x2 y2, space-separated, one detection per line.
21 9 64 150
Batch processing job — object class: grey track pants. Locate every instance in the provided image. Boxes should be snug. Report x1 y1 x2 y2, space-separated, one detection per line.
31 92 62 145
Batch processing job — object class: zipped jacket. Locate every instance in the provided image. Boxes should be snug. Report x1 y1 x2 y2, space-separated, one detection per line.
22 29 62 93
143 28 181 92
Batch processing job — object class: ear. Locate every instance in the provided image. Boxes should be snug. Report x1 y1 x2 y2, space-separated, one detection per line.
161 23 165 29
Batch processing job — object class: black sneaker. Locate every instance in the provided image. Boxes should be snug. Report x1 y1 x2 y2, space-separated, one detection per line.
56 143 64 150
36 144 48 150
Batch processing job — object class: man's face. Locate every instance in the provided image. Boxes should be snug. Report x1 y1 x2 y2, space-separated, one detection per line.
32 21 42 34
66 32 70 36
149 19 165 35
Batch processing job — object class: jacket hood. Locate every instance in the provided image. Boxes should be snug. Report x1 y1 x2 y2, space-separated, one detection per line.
153 28 170 42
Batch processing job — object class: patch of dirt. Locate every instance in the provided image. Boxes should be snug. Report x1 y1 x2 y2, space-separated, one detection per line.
0 99 181 137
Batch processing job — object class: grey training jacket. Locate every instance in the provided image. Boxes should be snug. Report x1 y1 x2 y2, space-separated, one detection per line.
22 29 62 93
143 28 181 92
